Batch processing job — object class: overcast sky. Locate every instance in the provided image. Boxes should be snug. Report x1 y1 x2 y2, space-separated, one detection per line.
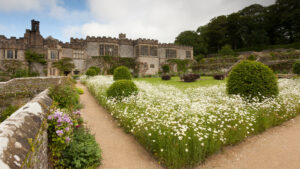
0 0 275 43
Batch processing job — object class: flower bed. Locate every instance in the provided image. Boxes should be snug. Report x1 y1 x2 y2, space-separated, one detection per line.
81 75 300 169
48 80 101 169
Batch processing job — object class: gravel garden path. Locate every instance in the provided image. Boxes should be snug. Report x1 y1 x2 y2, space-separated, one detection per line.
76 82 163 169
199 115 300 169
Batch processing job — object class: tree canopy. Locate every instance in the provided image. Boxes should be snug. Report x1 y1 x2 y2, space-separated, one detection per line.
175 0 300 55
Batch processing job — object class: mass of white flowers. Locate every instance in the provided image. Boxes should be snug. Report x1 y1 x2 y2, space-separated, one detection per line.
81 75 300 168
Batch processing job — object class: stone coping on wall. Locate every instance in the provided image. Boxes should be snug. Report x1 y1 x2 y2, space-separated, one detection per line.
0 76 67 98
0 89 52 169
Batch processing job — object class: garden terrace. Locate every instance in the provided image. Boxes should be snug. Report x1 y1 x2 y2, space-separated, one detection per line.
81 75 300 168
193 50 300 75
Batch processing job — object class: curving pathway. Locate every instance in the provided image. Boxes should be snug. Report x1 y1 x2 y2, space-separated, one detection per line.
199 115 300 169
76 82 163 169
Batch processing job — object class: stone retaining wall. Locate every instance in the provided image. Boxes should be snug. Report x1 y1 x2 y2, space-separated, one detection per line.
0 90 52 169
0 77 67 112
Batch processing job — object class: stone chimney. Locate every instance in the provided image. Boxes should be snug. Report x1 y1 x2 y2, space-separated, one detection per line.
31 19 40 32
119 33 126 39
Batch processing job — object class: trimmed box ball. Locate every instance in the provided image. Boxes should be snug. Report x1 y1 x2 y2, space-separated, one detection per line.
106 80 138 99
113 66 132 81
227 60 278 101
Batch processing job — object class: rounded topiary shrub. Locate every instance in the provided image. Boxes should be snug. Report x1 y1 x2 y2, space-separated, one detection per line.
89 66 100 74
293 61 300 74
113 66 131 81
86 69 97 76
227 60 278 100
106 80 138 99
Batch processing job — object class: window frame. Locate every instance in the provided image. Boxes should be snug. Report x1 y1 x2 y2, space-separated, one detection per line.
7 50 13 59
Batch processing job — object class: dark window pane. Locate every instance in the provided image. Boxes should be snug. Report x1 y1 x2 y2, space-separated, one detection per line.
150 46 157 56
166 49 176 58
7 50 13 59
186 51 191 58
141 45 149 56
15 50 18 59
100 45 104 56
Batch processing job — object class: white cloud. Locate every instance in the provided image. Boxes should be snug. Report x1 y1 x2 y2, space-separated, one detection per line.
75 0 276 43
0 0 42 12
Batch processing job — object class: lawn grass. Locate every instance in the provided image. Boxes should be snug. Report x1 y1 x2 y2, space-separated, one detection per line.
134 76 225 89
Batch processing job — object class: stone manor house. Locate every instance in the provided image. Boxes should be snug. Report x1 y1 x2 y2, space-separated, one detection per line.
0 20 193 76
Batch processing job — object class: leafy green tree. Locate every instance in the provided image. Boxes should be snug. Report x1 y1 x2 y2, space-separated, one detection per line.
52 58 75 76
198 15 228 53
175 31 208 55
219 45 235 56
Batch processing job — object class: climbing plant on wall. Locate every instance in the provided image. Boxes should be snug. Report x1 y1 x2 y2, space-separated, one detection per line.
91 56 138 75
167 59 193 75
52 58 75 76
25 50 46 65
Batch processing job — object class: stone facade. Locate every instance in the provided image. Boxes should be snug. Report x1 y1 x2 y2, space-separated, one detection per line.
0 20 193 76
0 90 52 169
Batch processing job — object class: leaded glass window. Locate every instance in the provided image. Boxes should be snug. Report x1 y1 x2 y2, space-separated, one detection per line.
186 51 191 58
100 44 118 56
166 49 177 58
150 46 157 56
100 45 104 56
51 51 56 59
7 50 13 59
141 45 149 56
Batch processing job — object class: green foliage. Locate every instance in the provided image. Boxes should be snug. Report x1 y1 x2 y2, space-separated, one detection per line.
62 127 102 169
167 59 191 74
25 50 46 64
85 69 97 76
175 30 208 55
161 64 170 74
113 66 132 81
89 66 100 75
48 109 76 167
247 55 257 61
106 80 138 99
194 54 205 62
293 61 300 74
91 56 138 75
1 60 24 76
0 105 19 122
52 58 75 76
13 69 39 78
219 44 235 56
176 0 300 54
76 88 84 95
49 83 80 110
227 60 279 100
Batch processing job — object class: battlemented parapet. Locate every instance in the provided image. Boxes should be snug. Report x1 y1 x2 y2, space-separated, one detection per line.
0 20 194 76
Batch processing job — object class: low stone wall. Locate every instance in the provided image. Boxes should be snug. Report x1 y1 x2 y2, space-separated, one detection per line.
0 77 67 112
0 77 67 97
0 90 52 169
